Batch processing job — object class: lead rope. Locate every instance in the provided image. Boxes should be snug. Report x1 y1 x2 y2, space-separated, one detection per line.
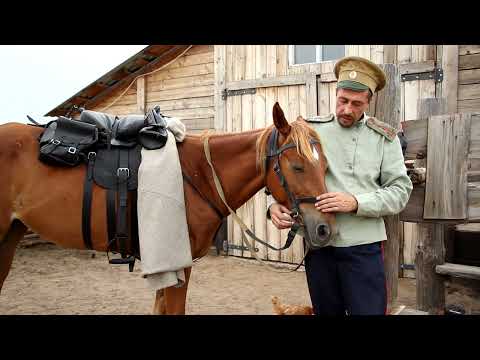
203 137 308 273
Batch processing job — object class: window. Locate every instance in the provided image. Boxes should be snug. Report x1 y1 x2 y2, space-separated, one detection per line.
289 45 345 65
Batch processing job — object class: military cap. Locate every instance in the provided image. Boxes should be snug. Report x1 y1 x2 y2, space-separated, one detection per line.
334 56 386 94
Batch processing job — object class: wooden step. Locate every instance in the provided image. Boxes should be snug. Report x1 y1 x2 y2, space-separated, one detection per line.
436 262 480 280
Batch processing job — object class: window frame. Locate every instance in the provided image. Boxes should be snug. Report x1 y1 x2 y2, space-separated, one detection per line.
288 45 345 66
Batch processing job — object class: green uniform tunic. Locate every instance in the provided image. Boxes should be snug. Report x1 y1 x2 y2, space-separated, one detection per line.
268 113 413 248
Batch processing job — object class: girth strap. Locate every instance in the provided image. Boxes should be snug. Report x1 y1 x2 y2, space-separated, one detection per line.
82 152 97 250
116 149 130 257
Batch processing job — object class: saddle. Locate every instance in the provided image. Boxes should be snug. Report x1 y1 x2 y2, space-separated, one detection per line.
37 106 169 271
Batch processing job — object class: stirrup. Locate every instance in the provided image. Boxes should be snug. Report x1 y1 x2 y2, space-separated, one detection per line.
109 255 136 272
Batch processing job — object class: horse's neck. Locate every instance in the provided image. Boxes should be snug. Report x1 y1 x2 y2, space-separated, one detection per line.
180 130 265 212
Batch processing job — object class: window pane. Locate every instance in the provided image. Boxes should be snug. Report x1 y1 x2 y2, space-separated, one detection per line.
294 45 316 64
322 45 345 61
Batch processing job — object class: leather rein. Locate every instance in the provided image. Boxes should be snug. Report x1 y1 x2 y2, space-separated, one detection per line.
202 128 320 272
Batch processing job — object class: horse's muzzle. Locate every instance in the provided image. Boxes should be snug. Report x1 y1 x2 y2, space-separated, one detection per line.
301 208 332 248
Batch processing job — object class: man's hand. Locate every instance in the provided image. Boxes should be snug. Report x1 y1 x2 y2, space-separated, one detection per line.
269 203 295 230
315 192 358 213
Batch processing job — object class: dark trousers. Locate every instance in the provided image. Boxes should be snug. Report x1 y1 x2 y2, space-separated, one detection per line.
304 241 387 315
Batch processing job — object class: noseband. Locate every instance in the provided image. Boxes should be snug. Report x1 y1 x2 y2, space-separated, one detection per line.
265 127 320 223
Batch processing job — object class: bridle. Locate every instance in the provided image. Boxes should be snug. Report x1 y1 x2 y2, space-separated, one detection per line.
202 127 323 272
264 127 320 224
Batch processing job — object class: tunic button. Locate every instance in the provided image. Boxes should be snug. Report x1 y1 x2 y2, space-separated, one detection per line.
352 138 356 142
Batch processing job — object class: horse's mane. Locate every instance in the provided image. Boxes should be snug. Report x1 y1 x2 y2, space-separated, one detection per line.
256 117 324 175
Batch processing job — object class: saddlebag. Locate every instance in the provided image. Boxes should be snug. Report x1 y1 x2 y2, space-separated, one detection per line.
38 116 99 167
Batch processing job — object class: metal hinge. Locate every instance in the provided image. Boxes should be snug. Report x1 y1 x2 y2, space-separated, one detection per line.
223 241 259 252
401 68 443 83
222 88 256 100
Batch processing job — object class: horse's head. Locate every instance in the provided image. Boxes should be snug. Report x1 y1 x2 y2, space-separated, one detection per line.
257 102 336 247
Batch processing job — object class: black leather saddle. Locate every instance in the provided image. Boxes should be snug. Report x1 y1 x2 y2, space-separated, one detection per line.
36 106 170 272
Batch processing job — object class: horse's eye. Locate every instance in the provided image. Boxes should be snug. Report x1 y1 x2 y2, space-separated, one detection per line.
292 164 304 173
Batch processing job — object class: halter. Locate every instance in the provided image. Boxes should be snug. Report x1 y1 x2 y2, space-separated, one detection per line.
265 127 320 222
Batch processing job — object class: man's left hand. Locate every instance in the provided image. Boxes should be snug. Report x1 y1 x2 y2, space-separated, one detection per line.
315 192 358 213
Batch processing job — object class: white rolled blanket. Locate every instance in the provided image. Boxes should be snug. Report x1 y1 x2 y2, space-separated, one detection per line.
137 117 192 290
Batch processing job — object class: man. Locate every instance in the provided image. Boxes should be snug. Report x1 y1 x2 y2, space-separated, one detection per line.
268 56 413 315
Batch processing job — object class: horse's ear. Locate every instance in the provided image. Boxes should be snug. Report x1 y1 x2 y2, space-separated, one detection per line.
272 102 291 136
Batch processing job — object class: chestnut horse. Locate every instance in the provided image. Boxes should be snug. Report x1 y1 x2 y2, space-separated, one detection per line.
0 103 334 314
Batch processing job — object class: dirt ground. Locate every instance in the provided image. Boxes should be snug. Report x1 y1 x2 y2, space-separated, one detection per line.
0 239 479 315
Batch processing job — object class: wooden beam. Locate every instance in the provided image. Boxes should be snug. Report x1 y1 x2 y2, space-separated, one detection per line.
414 97 448 315
375 63 401 305
225 73 307 91
214 45 226 131
459 53 480 70
136 76 146 114
383 45 397 64
441 45 459 113
436 262 480 280
83 45 191 111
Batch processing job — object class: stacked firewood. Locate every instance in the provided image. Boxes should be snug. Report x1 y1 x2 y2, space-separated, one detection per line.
405 160 426 185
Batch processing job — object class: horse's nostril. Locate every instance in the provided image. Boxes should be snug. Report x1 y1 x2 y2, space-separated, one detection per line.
316 224 330 238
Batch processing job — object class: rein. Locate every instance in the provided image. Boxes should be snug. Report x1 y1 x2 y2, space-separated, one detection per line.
203 129 320 273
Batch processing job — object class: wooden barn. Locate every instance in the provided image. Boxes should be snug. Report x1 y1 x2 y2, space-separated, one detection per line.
46 45 480 310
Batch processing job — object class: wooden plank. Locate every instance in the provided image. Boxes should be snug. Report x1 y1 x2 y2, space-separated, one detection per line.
399 60 435 75
234 45 246 81
317 81 330 115
328 82 336 114
161 107 214 119
359 45 371 60
255 45 267 79
459 53 480 70
400 185 426 223
146 97 213 112
319 72 336 83
182 117 214 130
458 83 480 101
136 76 146 114
371 44 384 64
383 45 397 64
459 45 480 56
459 68 480 85
404 80 419 121
442 46 459 113
163 51 214 70
146 85 214 102
245 45 256 80
186 45 213 56
266 45 277 77
402 222 417 278
276 45 288 76
468 182 480 220
305 73 317 118
459 99 480 112
214 45 226 131
231 92 243 257
436 262 480 280
240 92 254 258
148 74 214 92
253 87 267 260
225 73 307 91
265 86 281 261
424 113 471 219
148 63 214 82
468 114 480 159
397 45 412 64
375 63 401 304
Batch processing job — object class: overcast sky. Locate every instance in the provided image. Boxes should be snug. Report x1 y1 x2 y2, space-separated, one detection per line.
0 45 147 125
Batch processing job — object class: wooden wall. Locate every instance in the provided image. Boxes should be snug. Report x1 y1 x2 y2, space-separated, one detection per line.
458 45 480 113
91 45 215 134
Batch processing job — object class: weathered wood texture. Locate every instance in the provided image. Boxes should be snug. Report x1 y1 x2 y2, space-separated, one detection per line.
458 46 480 113
214 45 226 131
373 63 401 303
436 262 480 280
415 222 446 314
424 113 471 219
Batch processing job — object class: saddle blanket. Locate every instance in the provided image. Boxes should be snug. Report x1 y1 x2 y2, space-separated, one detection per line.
137 117 193 290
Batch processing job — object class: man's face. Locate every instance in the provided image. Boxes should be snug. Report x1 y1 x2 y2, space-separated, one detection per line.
335 88 370 128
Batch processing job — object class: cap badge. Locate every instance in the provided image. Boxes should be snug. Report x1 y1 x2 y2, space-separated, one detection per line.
349 71 357 79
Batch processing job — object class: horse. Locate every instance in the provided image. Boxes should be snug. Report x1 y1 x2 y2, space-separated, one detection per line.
0 102 334 314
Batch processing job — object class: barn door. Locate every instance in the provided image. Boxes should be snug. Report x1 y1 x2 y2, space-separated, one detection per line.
221 70 317 264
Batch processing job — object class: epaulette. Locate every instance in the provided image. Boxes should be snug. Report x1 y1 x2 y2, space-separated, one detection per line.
305 113 334 123
366 117 398 142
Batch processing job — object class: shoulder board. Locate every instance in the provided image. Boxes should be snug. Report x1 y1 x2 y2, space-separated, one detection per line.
366 117 398 142
306 113 334 123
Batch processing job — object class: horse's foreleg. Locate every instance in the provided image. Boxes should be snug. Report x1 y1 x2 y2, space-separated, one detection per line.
0 220 28 293
162 267 192 315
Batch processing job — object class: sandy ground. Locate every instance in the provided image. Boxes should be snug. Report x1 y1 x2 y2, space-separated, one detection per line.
0 239 478 315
